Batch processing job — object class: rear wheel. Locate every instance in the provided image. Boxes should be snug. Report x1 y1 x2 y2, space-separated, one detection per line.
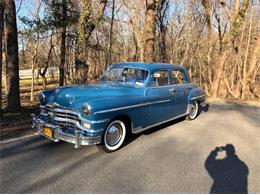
102 120 126 152
186 101 199 120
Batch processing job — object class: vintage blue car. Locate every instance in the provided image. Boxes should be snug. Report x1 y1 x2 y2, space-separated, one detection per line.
32 62 208 152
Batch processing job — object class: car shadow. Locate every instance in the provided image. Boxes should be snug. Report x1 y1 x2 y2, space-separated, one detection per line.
124 104 210 148
0 136 66 159
123 116 186 148
205 144 249 194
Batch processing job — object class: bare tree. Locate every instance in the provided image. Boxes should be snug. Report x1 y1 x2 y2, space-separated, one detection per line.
157 0 169 62
30 34 39 102
0 0 4 114
9 0 260 104
38 35 54 89
144 0 159 62
106 0 115 66
59 0 67 86
211 0 250 97
4 0 20 111
76 0 107 83
30 0 42 102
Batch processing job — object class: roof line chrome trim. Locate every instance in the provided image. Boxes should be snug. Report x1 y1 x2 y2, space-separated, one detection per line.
132 113 187 134
94 99 172 114
190 95 205 100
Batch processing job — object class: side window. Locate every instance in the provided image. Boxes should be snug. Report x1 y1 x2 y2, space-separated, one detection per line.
172 70 186 85
150 70 169 87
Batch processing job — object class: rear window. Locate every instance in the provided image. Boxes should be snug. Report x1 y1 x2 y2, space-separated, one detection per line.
150 70 169 86
172 70 186 84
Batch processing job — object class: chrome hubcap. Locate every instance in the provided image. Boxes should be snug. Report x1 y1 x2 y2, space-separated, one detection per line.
190 103 197 118
106 123 123 146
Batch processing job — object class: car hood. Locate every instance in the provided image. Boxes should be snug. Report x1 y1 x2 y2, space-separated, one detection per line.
46 82 144 109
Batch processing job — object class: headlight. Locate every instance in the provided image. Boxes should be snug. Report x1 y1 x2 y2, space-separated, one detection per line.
82 104 91 115
39 92 46 104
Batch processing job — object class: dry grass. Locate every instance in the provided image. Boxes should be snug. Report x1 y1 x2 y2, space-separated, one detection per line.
0 78 59 141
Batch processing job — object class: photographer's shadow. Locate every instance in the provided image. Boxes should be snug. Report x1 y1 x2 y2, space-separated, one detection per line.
205 144 249 194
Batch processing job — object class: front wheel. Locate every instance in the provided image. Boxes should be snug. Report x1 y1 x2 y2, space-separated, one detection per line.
102 120 126 152
186 101 199 120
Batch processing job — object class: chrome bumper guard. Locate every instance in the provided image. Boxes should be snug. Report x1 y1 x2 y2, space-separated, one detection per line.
32 114 101 148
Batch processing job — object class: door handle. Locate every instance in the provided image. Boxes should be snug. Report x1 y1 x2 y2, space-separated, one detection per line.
169 88 176 94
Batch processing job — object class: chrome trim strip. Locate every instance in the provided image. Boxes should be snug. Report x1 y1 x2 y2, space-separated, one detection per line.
78 113 109 124
149 83 192 89
132 113 187 134
94 99 172 114
190 95 205 100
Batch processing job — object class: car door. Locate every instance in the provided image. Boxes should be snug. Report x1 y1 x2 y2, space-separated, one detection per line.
145 69 175 126
170 69 191 116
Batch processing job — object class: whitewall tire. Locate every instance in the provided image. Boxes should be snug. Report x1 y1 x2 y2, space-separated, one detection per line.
103 120 126 152
186 101 199 120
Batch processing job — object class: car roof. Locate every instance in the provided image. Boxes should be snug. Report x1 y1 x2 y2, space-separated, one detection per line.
110 62 185 72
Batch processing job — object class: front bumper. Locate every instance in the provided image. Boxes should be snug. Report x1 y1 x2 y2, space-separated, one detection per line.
32 114 102 148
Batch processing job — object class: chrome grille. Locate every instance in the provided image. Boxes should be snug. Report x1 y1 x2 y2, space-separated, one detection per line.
41 105 81 129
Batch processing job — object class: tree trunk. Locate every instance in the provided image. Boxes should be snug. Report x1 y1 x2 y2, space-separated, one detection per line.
0 0 4 114
211 0 250 97
106 0 115 66
202 0 213 66
241 6 254 100
39 38 54 89
144 0 158 62
129 18 143 61
5 0 20 111
76 0 107 83
30 39 39 101
211 51 228 97
158 28 167 62
59 0 67 86
59 27 66 86
158 0 169 63
233 0 240 17
202 0 212 36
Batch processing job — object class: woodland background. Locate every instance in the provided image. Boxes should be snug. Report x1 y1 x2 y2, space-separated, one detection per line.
0 0 260 115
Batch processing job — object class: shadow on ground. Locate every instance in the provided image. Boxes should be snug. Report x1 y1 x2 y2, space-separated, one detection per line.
205 144 249 194
1 104 210 158
124 104 209 148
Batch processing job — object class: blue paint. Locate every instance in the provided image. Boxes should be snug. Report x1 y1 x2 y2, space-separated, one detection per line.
40 62 206 136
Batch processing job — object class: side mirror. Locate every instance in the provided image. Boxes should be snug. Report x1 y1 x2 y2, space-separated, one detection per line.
153 73 161 78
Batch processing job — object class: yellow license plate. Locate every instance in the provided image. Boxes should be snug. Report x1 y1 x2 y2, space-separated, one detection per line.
43 127 53 138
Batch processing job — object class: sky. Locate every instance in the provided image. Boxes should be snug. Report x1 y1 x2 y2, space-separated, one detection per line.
15 0 45 30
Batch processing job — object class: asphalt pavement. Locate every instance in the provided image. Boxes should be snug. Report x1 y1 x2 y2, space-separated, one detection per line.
1 103 260 193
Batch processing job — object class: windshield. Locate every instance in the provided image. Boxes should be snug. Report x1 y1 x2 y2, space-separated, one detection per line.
100 67 123 81
100 67 148 86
